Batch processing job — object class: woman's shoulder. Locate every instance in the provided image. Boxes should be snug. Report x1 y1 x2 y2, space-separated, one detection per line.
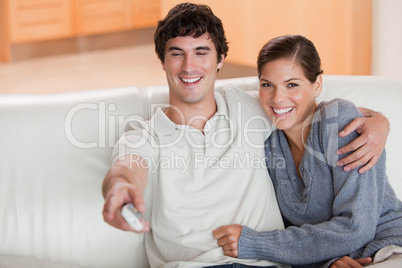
316 98 363 124
318 98 359 113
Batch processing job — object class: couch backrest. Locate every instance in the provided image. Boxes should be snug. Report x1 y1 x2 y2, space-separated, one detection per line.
0 75 401 267
0 88 150 267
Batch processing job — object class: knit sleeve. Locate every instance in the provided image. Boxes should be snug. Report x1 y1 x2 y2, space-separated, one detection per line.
238 99 387 266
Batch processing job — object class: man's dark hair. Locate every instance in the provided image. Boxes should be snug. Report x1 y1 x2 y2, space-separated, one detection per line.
154 2 229 64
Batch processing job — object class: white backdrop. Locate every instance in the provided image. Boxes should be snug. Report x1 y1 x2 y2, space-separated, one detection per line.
372 0 402 80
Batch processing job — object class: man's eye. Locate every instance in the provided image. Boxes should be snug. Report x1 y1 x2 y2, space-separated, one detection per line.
288 83 298 88
196 52 207 56
171 52 183 56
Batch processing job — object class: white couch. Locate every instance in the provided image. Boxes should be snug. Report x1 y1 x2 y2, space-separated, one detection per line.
1 75 401 268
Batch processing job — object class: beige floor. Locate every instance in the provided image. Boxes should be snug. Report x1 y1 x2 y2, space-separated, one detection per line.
0 43 257 95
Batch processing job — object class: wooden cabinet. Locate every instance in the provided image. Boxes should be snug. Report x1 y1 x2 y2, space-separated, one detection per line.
161 0 372 75
74 0 161 34
9 0 73 43
74 0 134 35
133 0 160 28
0 0 11 61
0 0 160 62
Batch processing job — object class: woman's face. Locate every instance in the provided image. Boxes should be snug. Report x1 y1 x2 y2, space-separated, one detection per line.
259 58 322 133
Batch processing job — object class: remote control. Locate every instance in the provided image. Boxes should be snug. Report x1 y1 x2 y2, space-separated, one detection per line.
121 203 145 231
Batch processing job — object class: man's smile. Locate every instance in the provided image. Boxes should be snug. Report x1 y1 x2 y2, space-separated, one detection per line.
180 77 202 84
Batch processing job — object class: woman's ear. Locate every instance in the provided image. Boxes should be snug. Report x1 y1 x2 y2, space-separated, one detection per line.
314 75 323 98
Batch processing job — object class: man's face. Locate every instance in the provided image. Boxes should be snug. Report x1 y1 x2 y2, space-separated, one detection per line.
162 34 224 106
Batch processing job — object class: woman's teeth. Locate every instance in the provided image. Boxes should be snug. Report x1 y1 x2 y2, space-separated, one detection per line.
273 107 294 115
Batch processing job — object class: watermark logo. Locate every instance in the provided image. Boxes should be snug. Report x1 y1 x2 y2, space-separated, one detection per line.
64 101 145 149
125 151 286 174
63 100 341 168
64 101 273 150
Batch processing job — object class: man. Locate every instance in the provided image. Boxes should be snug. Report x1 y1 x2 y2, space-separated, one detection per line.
102 3 389 268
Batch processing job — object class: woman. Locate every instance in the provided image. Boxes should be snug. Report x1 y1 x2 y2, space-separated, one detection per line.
213 35 402 267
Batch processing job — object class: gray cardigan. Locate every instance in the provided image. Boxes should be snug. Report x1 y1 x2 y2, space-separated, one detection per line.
238 99 402 268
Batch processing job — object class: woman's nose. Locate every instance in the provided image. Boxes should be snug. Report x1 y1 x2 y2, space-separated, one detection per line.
272 88 285 103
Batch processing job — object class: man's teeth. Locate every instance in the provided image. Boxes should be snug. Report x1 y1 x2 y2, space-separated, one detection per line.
181 77 201 83
273 107 293 115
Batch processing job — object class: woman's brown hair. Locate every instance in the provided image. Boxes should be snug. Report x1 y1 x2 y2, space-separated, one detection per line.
257 35 323 82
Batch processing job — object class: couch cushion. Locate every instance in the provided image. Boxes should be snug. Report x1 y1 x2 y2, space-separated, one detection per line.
0 255 81 268
0 87 150 268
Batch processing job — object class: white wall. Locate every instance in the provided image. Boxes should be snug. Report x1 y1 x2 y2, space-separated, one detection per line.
372 0 402 80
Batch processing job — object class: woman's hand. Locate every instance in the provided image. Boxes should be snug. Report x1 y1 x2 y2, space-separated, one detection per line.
337 109 389 174
330 256 372 267
213 224 243 258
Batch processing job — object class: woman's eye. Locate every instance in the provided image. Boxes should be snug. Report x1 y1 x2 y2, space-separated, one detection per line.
261 83 273 87
288 83 298 88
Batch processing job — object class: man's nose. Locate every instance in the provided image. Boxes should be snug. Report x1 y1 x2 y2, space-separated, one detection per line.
182 55 196 73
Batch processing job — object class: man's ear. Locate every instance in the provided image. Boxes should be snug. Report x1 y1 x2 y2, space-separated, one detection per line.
161 60 165 71
217 54 225 70
314 75 323 98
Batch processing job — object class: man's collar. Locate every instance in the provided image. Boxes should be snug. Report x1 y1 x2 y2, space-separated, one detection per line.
151 108 176 135
213 91 229 119
152 92 229 135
